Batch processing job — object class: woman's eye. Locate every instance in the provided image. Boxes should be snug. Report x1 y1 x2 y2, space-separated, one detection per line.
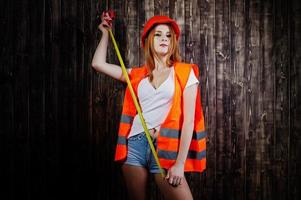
154 33 161 36
166 34 171 38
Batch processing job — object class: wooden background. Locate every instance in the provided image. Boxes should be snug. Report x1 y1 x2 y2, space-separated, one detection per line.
1 0 300 199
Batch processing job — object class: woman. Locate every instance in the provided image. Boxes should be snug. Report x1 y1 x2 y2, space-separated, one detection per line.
92 12 206 200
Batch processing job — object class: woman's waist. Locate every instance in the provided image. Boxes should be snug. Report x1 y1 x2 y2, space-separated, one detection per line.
128 126 159 140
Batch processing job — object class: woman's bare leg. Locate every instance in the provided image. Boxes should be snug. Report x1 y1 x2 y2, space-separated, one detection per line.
154 174 193 200
122 164 148 200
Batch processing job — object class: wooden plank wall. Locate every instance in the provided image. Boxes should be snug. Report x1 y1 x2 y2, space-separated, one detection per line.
0 0 300 199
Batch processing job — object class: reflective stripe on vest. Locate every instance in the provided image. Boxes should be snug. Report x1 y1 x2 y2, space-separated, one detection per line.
158 149 206 160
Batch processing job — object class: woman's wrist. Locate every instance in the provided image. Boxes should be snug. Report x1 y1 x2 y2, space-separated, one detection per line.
175 160 185 166
100 29 109 35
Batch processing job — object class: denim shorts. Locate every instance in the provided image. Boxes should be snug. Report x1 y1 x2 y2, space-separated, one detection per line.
124 132 161 174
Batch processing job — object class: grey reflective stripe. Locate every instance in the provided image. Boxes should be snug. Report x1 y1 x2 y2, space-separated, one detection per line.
194 131 207 140
187 150 206 160
120 114 134 124
158 150 178 160
158 149 206 160
117 136 127 145
160 128 180 138
160 128 207 141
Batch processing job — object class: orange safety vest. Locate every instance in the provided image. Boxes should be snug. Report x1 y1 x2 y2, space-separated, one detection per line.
114 62 206 172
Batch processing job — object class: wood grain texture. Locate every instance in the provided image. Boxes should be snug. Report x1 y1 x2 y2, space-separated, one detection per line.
1 0 300 199
230 0 247 199
290 1 301 199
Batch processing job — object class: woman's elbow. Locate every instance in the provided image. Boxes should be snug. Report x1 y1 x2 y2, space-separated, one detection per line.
91 62 103 72
91 61 98 68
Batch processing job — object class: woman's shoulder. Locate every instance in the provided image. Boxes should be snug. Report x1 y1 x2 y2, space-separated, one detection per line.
174 62 199 76
130 65 147 73
174 62 200 89
174 62 199 73
174 62 198 69
129 65 148 79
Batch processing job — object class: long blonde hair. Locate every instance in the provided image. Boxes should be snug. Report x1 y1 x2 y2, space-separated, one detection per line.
144 24 181 81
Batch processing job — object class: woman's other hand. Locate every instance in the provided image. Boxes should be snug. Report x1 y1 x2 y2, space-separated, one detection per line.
165 162 184 187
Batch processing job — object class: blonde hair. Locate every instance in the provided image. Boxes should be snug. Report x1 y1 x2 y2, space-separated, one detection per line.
144 24 181 81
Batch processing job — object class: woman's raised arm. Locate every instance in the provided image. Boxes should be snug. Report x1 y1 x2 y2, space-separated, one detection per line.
91 12 131 82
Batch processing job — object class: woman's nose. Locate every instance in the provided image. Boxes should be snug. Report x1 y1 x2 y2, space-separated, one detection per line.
161 36 168 41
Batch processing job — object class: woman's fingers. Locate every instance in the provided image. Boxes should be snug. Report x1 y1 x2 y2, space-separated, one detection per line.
103 20 111 27
175 176 182 185
101 11 110 20
179 176 183 185
99 17 112 30
165 170 170 179
172 176 178 186
98 21 109 30
165 169 183 187
168 175 183 187
101 11 113 26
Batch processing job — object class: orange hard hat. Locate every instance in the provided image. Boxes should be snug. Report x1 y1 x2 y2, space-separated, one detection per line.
141 15 180 48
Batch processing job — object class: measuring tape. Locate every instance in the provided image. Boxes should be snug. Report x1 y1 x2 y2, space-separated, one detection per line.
102 13 165 177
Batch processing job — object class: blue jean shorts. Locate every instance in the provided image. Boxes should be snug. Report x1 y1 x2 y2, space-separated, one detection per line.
124 132 161 174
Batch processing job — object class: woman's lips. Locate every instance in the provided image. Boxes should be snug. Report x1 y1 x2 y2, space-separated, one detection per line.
160 44 168 47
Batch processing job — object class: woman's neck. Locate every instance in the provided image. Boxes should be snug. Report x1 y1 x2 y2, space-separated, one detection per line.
154 56 168 70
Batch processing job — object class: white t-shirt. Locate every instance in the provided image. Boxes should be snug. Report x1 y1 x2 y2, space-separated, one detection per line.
127 66 199 138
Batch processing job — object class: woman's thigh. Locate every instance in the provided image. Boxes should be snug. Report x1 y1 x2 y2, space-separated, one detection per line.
154 173 193 200
122 164 148 200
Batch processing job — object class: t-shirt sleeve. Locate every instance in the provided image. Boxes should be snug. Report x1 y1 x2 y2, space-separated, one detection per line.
185 68 199 89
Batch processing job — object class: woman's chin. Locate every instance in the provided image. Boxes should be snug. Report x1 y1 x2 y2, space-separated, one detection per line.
155 51 168 57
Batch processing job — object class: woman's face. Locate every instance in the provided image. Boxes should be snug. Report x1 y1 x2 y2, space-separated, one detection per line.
153 24 172 56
